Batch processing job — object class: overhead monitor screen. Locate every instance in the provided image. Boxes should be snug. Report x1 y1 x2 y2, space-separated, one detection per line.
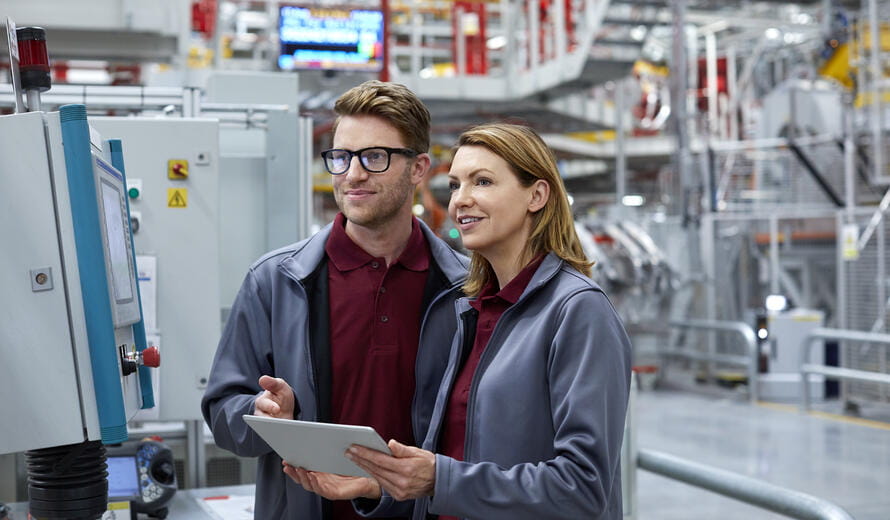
278 5 384 72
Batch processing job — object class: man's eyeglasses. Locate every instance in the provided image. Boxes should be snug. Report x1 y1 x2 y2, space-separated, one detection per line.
320 147 418 175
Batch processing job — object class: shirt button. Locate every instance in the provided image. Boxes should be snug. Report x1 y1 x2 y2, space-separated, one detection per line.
371 261 380 269
379 286 386 294
380 315 389 323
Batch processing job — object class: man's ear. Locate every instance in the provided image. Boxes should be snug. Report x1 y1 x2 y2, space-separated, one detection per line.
528 179 550 213
411 153 432 185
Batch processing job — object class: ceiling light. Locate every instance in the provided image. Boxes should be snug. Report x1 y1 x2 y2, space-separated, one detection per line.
765 294 788 312
486 35 506 50
630 25 647 41
622 195 645 207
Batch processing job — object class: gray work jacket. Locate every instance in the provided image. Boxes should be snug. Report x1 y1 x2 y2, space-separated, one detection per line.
201 218 467 520
364 253 631 520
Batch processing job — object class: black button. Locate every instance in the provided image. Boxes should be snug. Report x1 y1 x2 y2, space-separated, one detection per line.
371 261 380 269
379 286 386 294
381 315 389 323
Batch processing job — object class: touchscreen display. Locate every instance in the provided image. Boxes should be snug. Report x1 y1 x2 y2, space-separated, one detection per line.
107 456 140 497
100 179 134 302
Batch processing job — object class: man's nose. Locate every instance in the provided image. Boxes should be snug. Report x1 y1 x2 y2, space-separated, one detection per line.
344 155 369 181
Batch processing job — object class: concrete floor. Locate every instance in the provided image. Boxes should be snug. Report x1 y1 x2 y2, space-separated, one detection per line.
632 386 889 519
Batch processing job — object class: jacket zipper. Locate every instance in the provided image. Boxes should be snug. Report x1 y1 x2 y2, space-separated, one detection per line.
275 267 319 422
461 304 517 461
461 257 562 460
428 303 472 450
295 279 319 420
411 280 463 442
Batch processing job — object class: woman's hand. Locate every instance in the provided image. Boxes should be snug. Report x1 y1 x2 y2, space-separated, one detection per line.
283 463 381 500
346 440 436 502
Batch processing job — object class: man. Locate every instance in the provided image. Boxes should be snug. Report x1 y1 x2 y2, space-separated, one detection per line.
201 80 467 519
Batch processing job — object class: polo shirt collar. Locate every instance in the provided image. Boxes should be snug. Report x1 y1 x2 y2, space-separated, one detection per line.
325 213 430 272
474 253 546 306
396 217 430 272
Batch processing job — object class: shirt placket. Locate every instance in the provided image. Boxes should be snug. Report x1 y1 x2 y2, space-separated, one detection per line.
371 260 395 347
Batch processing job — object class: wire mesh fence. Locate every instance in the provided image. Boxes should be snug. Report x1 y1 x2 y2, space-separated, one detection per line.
840 212 890 403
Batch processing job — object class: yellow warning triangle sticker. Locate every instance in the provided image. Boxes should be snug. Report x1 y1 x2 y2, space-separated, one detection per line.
167 188 188 208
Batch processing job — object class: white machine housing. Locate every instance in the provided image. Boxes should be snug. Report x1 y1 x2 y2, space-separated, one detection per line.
91 117 221 422
0 109 147 454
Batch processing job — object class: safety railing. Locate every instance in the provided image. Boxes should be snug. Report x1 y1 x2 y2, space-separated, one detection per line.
637 449 855 520
659 319 760 403
800 327 890 410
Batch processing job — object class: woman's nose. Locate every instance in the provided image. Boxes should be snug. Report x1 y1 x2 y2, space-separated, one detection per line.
450 185 472 208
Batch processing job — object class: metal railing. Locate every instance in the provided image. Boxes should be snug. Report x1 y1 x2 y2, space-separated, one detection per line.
800 327 890 410
637 449 855 520
659 319 760 403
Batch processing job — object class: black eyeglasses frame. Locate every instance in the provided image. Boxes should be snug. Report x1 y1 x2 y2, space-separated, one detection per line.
320 146 419 175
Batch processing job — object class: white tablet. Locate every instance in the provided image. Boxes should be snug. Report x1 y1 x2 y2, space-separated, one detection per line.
243 415 391 478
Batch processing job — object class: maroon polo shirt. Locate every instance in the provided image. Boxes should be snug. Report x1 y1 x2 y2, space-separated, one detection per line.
326 213 430 520
438 254 545 473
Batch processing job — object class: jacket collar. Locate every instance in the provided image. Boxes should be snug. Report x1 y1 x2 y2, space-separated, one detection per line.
456 252 564 313
277 218 468 285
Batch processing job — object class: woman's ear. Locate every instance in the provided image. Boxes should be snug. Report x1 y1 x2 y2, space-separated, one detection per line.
528 179 550 213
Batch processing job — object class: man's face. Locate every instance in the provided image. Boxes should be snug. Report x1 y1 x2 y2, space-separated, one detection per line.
331 115 424 229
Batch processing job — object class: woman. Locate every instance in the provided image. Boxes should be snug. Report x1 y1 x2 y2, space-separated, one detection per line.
286 123 632 519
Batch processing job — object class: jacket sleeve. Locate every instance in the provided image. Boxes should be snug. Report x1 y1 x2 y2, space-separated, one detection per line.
201 268 284 457
428 290 632 520
352 490 414 518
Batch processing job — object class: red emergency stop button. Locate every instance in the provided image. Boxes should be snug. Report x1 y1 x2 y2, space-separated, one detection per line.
141 346 161 368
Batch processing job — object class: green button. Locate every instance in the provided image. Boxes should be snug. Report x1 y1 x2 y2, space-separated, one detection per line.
448 228 460 239
128 187 140 199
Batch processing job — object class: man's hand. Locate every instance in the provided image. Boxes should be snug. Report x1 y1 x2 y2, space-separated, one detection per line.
254 375 295 418
283 463 381 500
346 440 436 502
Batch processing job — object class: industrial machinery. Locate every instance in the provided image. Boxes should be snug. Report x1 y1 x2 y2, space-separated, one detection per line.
0 23 158 519
578 217 677 326
89 116 221 425
762 308 827 401
106 439 177 518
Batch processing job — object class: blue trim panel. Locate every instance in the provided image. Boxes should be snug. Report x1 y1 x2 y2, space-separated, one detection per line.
109 139 155 410
95 158 123 180
59 104 128 445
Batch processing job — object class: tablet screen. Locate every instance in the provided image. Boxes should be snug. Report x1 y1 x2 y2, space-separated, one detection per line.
243 415 391 478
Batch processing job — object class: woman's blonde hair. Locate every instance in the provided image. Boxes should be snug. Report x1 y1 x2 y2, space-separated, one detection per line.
333 80 430 153
456 123 592 296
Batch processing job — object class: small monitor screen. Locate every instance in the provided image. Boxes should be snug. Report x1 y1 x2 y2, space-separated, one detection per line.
100 179 134 303
278 5 384 71
106 456 139 497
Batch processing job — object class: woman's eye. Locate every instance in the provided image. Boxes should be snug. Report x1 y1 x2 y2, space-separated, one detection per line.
477 178 491 186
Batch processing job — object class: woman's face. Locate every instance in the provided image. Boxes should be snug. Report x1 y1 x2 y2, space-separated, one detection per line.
447 145 547 260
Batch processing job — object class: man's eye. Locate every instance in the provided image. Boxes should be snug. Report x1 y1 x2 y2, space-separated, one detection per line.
448 182 459 191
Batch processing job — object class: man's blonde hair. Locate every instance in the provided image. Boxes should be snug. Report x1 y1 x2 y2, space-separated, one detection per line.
333 80 431 153
456 123 592 296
